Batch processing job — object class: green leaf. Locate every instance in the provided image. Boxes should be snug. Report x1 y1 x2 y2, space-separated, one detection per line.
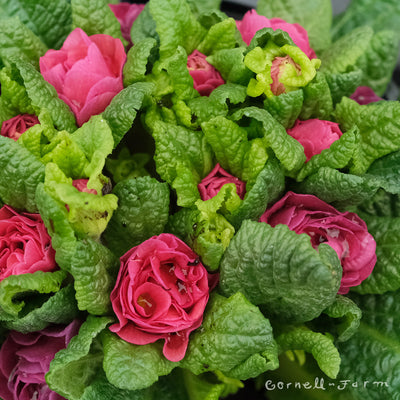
152 120 213 207
71 0 126 44
276 325 341 379
0 0 72 49
352 214 400 294
219 221 342 323
182 292 279 380
186 0 222 15
130 3 159 45
0 17 48 69
335 97 400 174
325 68 363 105
0 136 45 212
295 167 380 208
257 0 332 52
102 331 176 391
103 177 170 257
149 0 206 61
357 189 400 218
102 82 154 148
47 315 113 400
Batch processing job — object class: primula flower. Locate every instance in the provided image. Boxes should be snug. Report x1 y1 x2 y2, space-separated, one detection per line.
0 205 57 282
1 114 39 141
350 86 383 105
0 320 81 400
40 28 126 126
286 119 343 162
187 50 225 96
260 191 377 294
109 2 145 45
109 233 218 362
198 164 246 200
72 179 98 195
237 9 316 59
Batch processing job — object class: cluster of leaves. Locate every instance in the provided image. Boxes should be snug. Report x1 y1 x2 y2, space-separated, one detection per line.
0 0 400 399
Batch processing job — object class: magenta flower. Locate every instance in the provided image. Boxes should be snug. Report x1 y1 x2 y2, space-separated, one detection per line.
109 2 145 45
1 114 40 141
260 191 377 294
287 119 343 162
72 179 97 195
40 28 126 126
198 164 246 201
350 86 383 105
236 9 316 59
187 50 225 96
110 234 218 362
0 205 57 282
0 320 81 400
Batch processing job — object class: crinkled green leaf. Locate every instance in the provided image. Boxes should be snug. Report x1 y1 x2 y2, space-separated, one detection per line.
325 68 363 105
357 189 400 218
276 326 341 379
263 89 303 129
232 107 306 173
0 136 45 212
296 126 358 182
352 214 400 294
295 167 380 208
130 3 159 45
149 0 206 61
366 150 400 194
103 177 170 257
335 97 400 175
102 331 176 391
0 0 72 49
219 220 342 323
182 292 279 380
102 82 154 148
257 0 332 52
7 58 77 131
71 0 126 44
123 39 158 87
152 120 213 207
320 26 373 75
46 315 113 400
186 0 222 15
0 17 48 68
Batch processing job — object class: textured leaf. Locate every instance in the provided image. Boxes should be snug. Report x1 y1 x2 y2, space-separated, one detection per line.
130 3 158 45
219 221 342 323
103 177 170 257
357 189 400 218
325 68 363 105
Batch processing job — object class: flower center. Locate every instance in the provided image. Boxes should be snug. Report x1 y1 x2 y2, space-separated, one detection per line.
137 293 154 314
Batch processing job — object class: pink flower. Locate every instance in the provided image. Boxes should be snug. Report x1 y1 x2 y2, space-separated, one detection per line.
40 28 126 126
270 55 302 96
0 320 81 400
236 9 316 59
0 205 57 282
1 115 40 141
72 179 97 195
287 119 343 162
187 50 225 96
260 192 377 294
109 234 218 362
350 86 383 105
198 164 246 201
109 2 145 44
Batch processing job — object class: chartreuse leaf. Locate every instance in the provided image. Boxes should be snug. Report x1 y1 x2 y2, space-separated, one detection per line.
35 184 118 315
103 177 170 257
0 17 48 69
257 0 332 53
6 57 77 131
335 97 400 175
276 326 341 379
296 167 380 208
352 214 400 294
71 0 126 44
0 136 45 212
296 126 358 182
219 221 341 323
152 120 213 207
102 331 176 391
46 315 113 400
182 293 279 380
102 82 154 148
149 0 206 61
0 0 72 49
186 0 222 15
